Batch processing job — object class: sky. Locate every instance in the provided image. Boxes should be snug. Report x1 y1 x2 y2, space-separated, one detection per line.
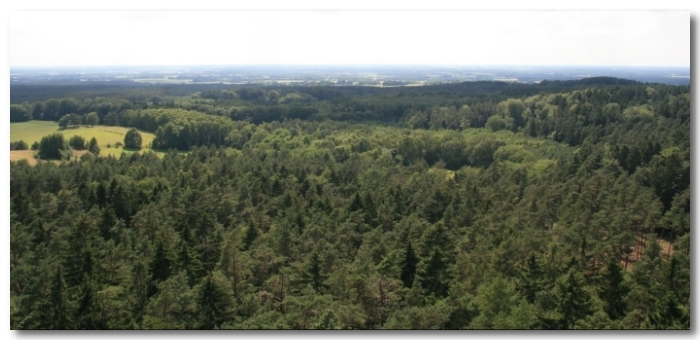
9 11 690 68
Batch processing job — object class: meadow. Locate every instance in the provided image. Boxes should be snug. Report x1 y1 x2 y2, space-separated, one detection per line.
10 121 158 161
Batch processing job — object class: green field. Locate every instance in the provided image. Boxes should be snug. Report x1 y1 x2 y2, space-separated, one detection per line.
10 121 158 159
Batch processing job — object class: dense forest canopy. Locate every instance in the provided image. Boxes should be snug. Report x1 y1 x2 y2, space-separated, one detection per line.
10 78 690 329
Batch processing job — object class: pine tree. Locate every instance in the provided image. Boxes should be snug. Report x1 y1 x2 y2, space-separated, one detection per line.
131 260 150 327
178 241 203 287
217 231 249 303
553 269 593 329
349 192 364 212
149 240 173 297
303 249 326 294
418 248 450 298
518 253 544 303
417 223 451 297
196 273 233 329
400 241 418 288
196 215 223 273
598 256 628 320
243 223 258 251
76 275 99 329
49 266 71 329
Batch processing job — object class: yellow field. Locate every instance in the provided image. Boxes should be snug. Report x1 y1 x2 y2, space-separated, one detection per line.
9 150 38 166
10 121 160 163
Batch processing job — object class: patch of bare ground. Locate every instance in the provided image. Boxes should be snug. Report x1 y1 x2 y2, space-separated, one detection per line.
10 150 37 166
621 236 674 270
73 150 89 158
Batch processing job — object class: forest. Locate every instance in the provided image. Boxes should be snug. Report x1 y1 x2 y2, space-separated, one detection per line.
9 77 690 329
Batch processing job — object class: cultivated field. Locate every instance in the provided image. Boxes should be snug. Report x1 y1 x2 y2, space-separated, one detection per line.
10 121 158 162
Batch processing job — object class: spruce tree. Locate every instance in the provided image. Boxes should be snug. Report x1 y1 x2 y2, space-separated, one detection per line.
196 273 233 329
400 241 418 288
177 240 203 287
553 269 593 329
49 267 71 329
149 240 173 297
243 223 258 251
598 256 628 320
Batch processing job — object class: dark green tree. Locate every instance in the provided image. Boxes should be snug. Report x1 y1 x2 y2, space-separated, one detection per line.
196 272 234 329
131 260 150 327
417 223 452 298
88 137 100 155
10 140 29 150
400 241 418 288
85 112 99 127
76 276 99 329
303 248 327 294
149 239 173 297
68 135 86 150
104 112 120 126
243 224 258 251
38 133 69 160
124 128 143 150
598 256 629 320
177 239 203 287
517 253 545 303
58 113 81 129
10 104 31 122
49 266 71 329
552 269 594 329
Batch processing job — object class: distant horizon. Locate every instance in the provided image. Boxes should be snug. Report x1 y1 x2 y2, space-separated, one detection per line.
10 63 689 86
10 64 691 70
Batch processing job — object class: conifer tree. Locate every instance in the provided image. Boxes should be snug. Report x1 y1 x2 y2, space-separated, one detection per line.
196 273 233 329
400 241 418 288
598 256 629 320
149 239 173 297
553 269 593 329
49 267 71 329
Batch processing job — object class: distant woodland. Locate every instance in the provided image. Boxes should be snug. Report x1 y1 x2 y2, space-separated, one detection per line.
10 78 690 329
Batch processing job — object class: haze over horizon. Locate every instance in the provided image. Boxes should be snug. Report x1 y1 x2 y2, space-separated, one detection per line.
10 11 689 68
9 64 691 69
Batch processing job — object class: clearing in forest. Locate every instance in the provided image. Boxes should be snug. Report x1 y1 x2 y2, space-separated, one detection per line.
10 121 158 161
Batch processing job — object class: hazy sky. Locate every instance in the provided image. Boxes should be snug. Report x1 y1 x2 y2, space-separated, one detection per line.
9 11 690 67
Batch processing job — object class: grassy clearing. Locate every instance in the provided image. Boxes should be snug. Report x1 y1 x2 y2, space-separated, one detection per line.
10 121 160 162
10 150 38 166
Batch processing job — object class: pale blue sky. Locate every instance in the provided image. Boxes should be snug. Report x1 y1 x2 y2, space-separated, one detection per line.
10 11 689 67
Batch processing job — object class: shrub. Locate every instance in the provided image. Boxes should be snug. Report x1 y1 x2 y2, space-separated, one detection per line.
10 140 29 151
69 135 86 150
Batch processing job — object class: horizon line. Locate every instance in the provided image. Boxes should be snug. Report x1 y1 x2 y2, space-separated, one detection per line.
10 64 691 69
